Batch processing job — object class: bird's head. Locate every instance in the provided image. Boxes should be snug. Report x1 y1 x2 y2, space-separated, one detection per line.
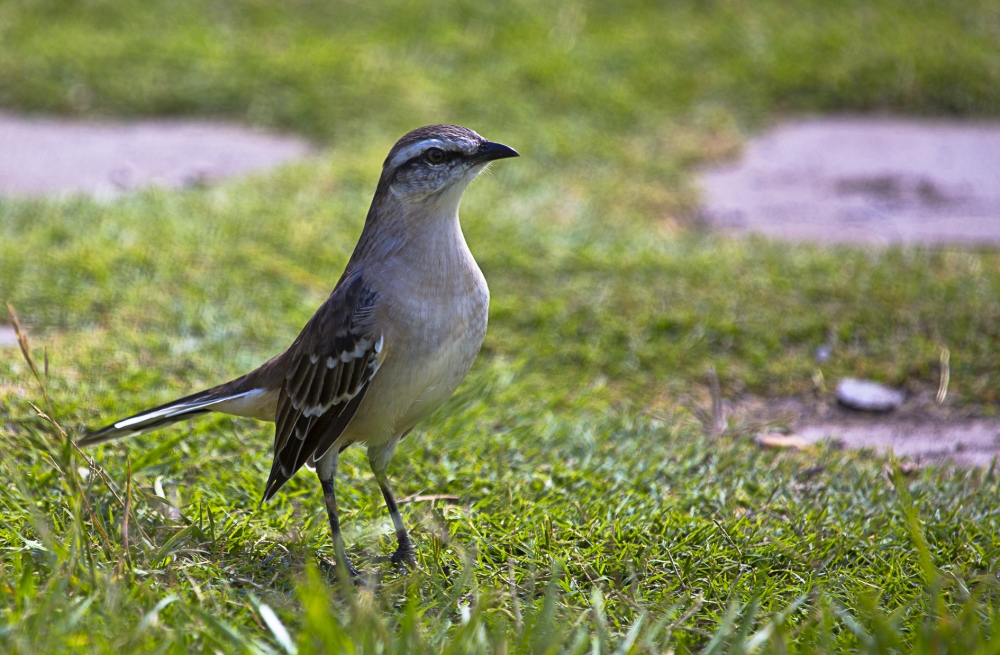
379 125 518 207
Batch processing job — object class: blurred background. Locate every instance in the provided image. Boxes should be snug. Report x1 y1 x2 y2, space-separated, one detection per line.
2 0 1000 651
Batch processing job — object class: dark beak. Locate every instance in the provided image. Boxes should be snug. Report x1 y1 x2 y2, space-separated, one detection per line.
474 141 520 163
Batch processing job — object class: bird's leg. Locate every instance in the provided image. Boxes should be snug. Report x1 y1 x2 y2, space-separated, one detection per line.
316 451 360 578
369 441 415 567
374 470 416 567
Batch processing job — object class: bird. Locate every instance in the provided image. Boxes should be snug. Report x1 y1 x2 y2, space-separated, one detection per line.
80 124 519 575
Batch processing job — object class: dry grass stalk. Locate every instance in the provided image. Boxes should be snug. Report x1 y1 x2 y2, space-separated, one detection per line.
707 366 725 435
937 347 950 405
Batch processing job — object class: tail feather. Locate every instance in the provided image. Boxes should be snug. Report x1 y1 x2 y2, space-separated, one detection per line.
79 383 256 447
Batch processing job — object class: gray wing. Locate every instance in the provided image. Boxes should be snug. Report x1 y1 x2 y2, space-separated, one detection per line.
262 271 383 501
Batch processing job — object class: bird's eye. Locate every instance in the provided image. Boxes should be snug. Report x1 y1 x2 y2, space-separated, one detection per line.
425 148 445 164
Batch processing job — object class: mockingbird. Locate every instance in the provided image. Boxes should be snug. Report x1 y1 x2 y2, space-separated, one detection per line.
81 124 518 575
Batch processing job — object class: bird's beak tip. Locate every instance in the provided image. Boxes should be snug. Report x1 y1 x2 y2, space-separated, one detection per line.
479 141 520 162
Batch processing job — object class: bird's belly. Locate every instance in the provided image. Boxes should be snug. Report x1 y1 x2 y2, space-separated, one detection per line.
343 292 487 448
393 335 481 428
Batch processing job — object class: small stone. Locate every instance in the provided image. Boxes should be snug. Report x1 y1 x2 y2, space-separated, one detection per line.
836 378 904 412
884 461 920 477
754 432 809 449
814 344 832 363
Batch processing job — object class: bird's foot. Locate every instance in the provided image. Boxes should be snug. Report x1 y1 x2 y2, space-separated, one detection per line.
319 554 363 582
375 540 416 569
390 544 417 568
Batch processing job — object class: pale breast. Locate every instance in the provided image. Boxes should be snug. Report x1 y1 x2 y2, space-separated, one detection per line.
341 233 489 446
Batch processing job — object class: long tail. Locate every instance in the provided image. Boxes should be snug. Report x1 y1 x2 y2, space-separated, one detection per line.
79 378 256 447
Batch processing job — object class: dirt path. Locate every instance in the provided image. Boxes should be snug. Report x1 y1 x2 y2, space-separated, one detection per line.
739 394 1000 468
0 112 311 197
699 117 1000 246
797 418 1000 468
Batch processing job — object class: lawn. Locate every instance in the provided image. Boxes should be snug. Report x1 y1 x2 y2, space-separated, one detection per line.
2 0 1000 652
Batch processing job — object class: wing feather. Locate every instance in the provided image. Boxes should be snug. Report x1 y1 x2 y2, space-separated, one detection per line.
261 271 383 501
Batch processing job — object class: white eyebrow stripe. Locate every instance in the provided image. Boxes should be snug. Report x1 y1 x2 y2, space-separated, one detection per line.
388 138 449 170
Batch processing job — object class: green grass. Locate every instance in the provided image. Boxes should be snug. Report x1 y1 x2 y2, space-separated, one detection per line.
2 0 1000 651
